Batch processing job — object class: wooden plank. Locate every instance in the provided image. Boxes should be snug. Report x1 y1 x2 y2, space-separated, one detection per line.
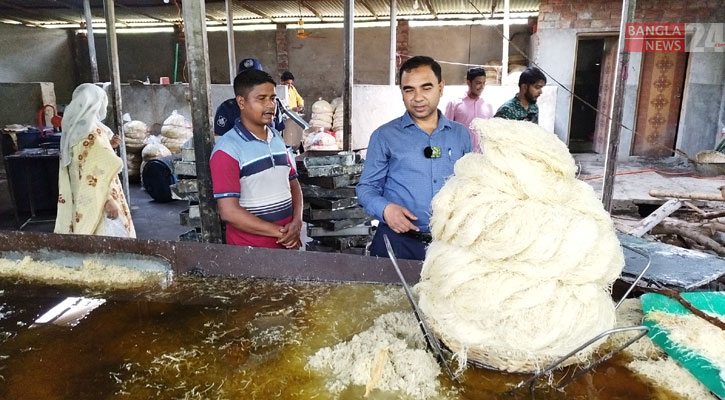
649 189 725 202
182 0 222 243
682 201 707 217
703 210 725 220
629 199 683 237
302 185 356 199
304 206 369 221
315 217 371 231
299 174 360 189
306 197 358 210
308 224 372 237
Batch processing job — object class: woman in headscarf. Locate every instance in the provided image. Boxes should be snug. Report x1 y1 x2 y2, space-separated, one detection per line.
54 83 136 237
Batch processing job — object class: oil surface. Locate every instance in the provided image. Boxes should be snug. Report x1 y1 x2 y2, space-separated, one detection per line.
0 275 669 399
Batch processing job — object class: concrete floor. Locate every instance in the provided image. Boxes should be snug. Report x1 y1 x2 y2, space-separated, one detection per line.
575 154 725 213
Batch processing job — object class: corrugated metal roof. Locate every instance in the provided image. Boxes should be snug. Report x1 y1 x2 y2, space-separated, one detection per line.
0 0 539 28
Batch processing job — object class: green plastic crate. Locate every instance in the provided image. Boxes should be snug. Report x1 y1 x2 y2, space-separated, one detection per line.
640 292 725 399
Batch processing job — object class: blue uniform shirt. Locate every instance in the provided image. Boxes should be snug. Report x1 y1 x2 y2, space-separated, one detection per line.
356 111 472 232
214 98 286 136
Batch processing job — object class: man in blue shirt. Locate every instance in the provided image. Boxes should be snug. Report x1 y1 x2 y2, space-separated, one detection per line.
214 57 286 135
356 56 472 260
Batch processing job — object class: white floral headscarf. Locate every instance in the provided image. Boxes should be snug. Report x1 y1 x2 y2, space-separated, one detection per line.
60 83 113 166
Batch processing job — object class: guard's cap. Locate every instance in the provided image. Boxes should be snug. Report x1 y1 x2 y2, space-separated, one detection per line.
238 57 263 74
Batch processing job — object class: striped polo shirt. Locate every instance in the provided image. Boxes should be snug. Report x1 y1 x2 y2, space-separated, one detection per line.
210 119 298 248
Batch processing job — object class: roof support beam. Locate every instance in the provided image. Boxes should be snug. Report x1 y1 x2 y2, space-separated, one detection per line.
420 0 437 18
233 1 275 22
301 1 323 20
115 3 174 23
359 0 378 18
50 0 129 27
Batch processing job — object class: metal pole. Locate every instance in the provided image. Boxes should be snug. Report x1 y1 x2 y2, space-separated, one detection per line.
502 0 510 81
181 0 223 243
102 0 130 204
343 0 354 151
389 0 397 86
225 0 236 83
83 0 99 83
601 0 636 212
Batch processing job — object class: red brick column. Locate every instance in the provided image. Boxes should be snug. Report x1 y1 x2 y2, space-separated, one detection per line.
396 20 409 73
276 24 289 79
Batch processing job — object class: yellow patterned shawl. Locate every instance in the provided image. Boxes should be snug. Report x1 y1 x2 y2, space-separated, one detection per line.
54 125 136 237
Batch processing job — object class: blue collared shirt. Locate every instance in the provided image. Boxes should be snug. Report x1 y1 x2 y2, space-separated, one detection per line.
356 111 472 232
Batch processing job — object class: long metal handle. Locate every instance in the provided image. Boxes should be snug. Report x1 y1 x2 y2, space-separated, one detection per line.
511 325 650 395
383 234 457 381
277 99 309 129
616 244 652 310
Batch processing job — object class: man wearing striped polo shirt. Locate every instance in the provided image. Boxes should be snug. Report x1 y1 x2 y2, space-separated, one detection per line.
210 69 303 249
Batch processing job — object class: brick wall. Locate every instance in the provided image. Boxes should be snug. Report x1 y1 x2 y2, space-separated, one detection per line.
537 0 724 30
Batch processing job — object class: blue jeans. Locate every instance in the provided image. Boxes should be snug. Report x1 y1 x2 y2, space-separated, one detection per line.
369 224 427 261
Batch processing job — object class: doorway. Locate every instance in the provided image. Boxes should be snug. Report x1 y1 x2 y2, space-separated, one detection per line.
569 38 607 153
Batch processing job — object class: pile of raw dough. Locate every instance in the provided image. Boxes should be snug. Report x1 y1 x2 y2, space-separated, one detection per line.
415 118 624 372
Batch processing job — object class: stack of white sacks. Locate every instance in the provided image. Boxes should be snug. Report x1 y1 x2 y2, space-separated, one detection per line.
303 98 340 151
309 99 334 131
160 110 192 154
331 97 344 149
122 119 148 180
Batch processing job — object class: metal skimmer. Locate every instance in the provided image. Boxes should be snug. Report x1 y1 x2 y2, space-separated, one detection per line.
383 234 457 381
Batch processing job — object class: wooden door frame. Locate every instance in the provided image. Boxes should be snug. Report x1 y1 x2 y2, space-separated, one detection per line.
630 51 692 157
567 32 619 148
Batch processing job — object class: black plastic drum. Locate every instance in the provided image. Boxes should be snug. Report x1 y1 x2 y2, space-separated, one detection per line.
141 155 178 203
